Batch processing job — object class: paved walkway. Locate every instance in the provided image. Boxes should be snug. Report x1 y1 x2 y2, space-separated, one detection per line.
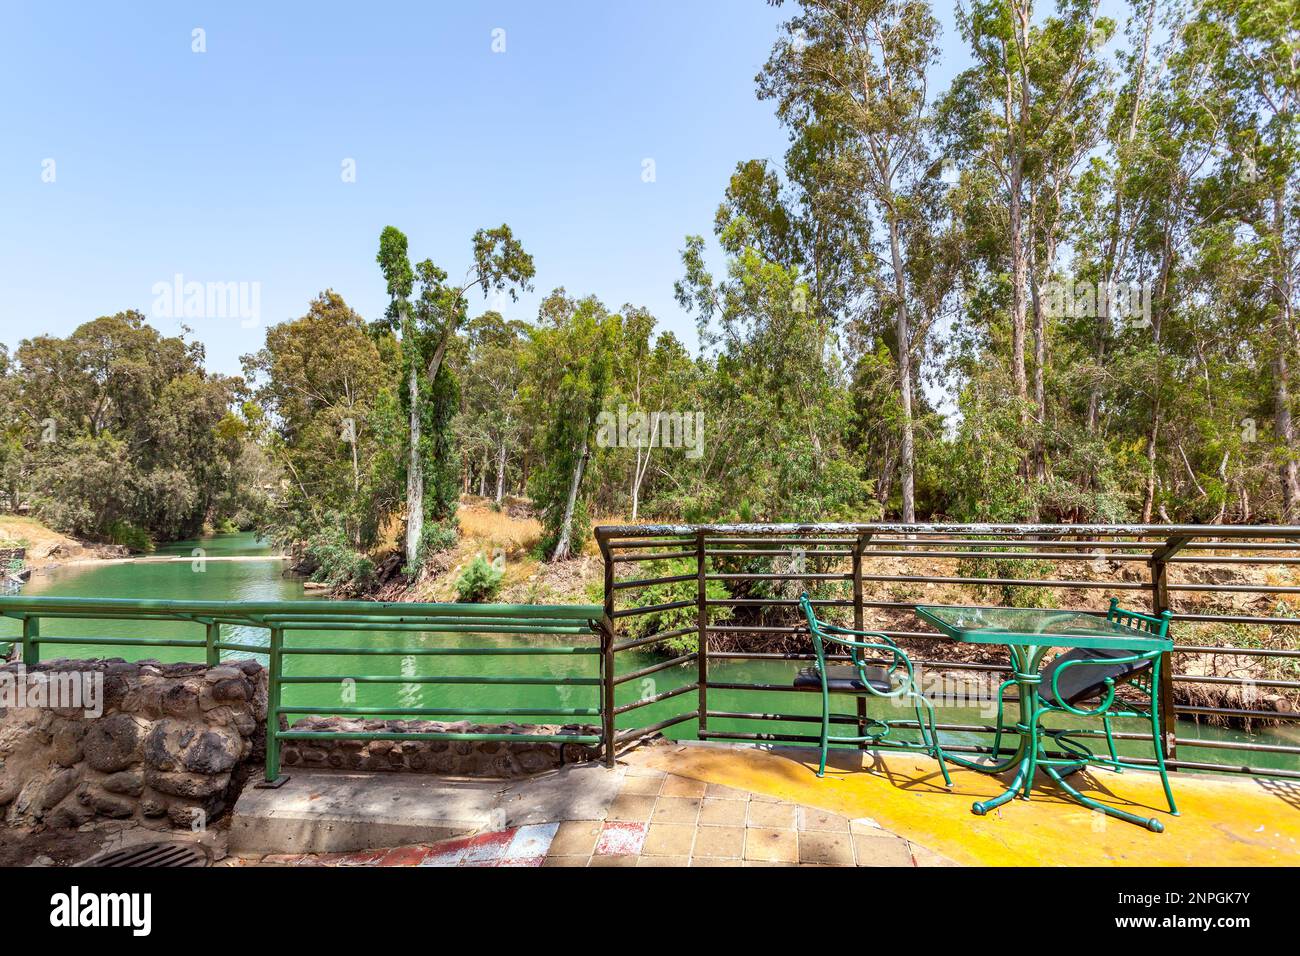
224 741 1299 867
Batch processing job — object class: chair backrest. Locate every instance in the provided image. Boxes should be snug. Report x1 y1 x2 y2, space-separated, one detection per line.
798 593 829 656
1105 598 1171 639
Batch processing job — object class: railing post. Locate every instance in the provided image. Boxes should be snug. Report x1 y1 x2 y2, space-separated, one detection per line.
600 535 616 768
205 621 220 667
259 625 288 787
21 615 38 666
696 530 708 741
1150 535 1189 768
853 533 868 740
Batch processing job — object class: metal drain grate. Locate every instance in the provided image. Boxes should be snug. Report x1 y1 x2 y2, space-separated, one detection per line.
81 841 211 868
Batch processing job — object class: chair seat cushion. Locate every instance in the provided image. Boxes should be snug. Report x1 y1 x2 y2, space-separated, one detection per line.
794 665 891 693
1038 647 1154 706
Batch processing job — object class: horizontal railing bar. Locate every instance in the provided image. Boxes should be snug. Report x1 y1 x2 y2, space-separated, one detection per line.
613 653 696 685
0 596 603 618
599 522 1300 539
280 645 599 656
611 599 693 618
602 538 696 549
277 731 600 743
859 574 1149 590
705 573 852 582
702 537 857 546
611 573 696 590
611 627 695 653
1176 704 1300 720
28 636 207 648
1171 613 1300 626
707 598 853 607
614 712 695 743
1171 644 1300 658
279 675 601 686
613 682 699 715
1171 674 1300 689
860 549 1151 562
864 539 1159 550
267 620 596 634
610 550 698 563
705 549 854 557
1168 583 1300 593
278 706 600 717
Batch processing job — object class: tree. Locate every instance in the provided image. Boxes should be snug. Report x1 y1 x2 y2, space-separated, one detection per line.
523 291 618 561
376 226 534 567
760 0 945 522
242 290 400 551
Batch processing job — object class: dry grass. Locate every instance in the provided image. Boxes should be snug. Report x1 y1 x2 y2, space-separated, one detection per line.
456 500 542 556
0 515 82 559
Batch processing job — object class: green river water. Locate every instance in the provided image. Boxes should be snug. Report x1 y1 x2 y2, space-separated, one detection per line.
3 532 1295 774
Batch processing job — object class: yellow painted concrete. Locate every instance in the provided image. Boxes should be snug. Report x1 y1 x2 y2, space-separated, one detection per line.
627 744 1300 867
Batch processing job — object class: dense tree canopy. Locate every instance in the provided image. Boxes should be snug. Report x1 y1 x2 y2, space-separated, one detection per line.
1 0 1295 568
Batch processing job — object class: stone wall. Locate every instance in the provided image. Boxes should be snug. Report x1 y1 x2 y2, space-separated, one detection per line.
0 659 266 829
279 716 600 777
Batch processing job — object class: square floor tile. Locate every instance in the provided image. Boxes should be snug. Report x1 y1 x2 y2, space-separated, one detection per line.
651 796 701 825
607 794 656 823
549 820 602 857
643 823 696 857
747 801 797 829
594 821 648 856
693 825 744 859
699 797 748 826
661 775 707 797
744 827 798 863
798 830 854 866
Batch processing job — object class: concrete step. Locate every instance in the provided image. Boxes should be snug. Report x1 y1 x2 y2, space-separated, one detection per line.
229 764 624 856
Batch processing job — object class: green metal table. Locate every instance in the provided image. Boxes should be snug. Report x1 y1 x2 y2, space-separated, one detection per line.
915 605 1173 830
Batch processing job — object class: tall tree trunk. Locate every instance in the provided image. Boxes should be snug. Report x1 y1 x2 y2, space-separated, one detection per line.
404 359 423 567
552 436 589 562
1274 192 1300 520
495 436 507 506
887 216 916 524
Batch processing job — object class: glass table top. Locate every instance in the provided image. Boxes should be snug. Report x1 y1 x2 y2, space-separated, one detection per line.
915 605 1171 649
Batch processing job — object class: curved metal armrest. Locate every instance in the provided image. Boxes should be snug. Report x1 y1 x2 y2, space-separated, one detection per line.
1050 649 1161 718
813 628 914 692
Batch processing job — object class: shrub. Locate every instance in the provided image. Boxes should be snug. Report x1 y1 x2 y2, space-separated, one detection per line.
106 519 153 553
304 522 375 591
455 552 504 602
618 558 732 655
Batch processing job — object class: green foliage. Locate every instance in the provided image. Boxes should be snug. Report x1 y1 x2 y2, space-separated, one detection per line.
455 552 504 602
105 519 153 553
957 549 1057 609
524 292 618 559
3 312 257 543
618 559 732 655
304 520 376 591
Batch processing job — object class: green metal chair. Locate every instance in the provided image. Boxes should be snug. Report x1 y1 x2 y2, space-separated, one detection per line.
990 598 1179 823
796 593 951 785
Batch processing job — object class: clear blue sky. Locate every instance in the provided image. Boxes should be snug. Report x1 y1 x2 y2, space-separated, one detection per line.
0 1 1038 377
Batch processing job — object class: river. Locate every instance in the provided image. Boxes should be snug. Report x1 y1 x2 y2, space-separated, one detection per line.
4 532 1295 774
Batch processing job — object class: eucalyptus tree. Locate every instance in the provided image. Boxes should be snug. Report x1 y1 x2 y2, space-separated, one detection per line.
376 225 534 567
522 291 618 561
759 0 942 522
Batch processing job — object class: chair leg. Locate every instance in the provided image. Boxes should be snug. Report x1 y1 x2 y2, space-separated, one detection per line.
914 693 953 787
1103 715 1121 771
817 682 830 778
990 680 1014 761
1149 691 1179 816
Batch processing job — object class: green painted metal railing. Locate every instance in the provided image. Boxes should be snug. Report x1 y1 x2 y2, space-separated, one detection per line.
0 596 610 783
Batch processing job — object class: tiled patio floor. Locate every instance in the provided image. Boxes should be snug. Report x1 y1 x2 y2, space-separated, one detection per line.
227 762 952 867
